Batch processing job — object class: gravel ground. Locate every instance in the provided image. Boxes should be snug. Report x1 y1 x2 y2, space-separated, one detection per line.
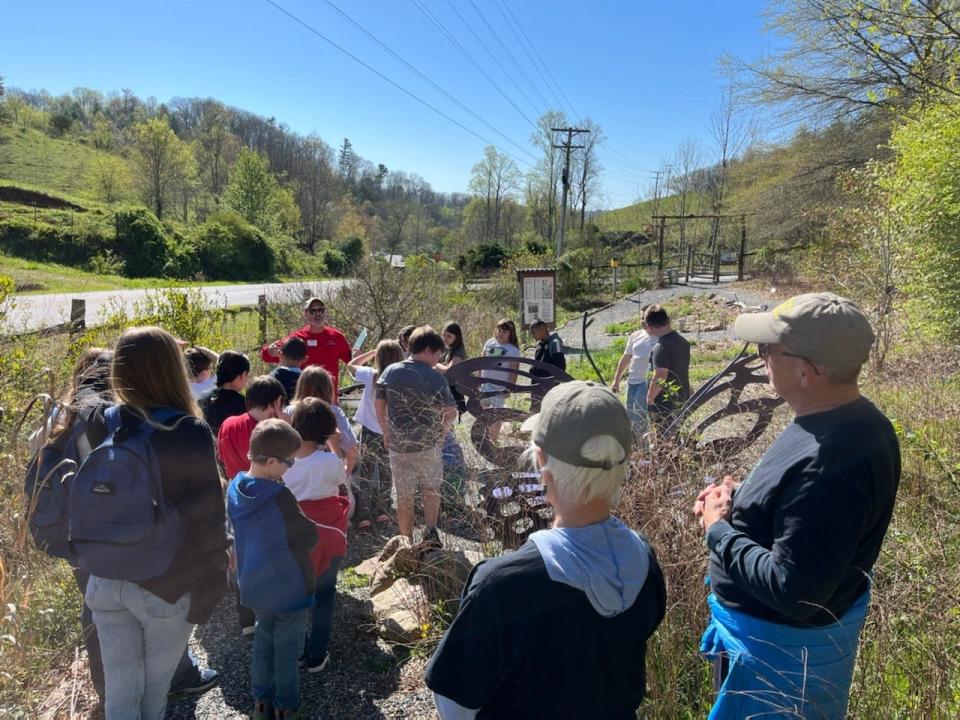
556 277 773 352
166 524 440 720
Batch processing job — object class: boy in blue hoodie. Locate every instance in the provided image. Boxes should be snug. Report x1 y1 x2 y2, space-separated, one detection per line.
425 381 666 719
228 419 318 720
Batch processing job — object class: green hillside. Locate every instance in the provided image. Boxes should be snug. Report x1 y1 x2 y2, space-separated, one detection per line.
0 126 117 201
594 192 707 232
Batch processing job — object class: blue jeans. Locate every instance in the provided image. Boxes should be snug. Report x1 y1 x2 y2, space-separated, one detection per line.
626 381 649 433
252 608 309 711
85 577 193 720
306 556 341 663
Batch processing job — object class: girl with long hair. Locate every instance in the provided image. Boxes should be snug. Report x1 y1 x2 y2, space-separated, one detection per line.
479 318 521 442
287 366 359 477
83 327 229 719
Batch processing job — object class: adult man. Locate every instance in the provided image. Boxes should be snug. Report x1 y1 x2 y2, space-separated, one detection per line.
199 351 250 435
261 297 352 400
611 305 657 433
529 319 566 375
644 304 690 428
375 326 457 545
426 381 665 719
694 292 900 719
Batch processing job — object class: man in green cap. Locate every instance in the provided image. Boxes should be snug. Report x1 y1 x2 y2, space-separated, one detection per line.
694 292 900 719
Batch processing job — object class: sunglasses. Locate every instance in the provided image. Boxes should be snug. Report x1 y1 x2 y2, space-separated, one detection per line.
252 455 297 468
757 343 821 376
306 307 326 315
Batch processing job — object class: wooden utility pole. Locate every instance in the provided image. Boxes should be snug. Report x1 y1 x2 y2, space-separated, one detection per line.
552 127 590 258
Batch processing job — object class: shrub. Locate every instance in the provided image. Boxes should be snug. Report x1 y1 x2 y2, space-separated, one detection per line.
113 206 172 277
749 246 795 283
86 249 125 276
191 211 277 280
337 236 364 269
322 248 348 276
461 242 510 274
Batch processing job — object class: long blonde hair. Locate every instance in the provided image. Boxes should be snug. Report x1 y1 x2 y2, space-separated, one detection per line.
111 326 200 417
375 339 404 376
294 365 334 403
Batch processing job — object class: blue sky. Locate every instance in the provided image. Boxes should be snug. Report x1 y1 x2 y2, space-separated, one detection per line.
1 0 772 208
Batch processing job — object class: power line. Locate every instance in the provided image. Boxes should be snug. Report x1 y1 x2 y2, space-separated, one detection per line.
261 0 534 169
443 0 543 120
497 0 581 121
318 0 537 162
409 0 538 131
467 0 554 114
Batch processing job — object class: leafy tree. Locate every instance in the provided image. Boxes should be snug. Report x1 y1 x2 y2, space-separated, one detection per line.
130 117 195 219
462 241 510 273
469 145 521 243
321 248 348 276
338 138 359 183
195 107 239 197
87 155 131 203
337 236 364 269
192 211 277 280
114 206 171 277
224 148 300 236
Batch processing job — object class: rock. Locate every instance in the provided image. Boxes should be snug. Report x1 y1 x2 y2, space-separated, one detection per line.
378 609 423 644
354 557 381 577
702 323 723 332
369 535 421 595
370 577 429 618
418 549 484 602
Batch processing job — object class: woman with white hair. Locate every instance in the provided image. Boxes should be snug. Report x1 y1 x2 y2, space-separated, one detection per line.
425 380 666 719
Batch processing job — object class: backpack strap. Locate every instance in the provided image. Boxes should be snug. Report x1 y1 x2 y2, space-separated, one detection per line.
140 407 183 438
104 405 123 435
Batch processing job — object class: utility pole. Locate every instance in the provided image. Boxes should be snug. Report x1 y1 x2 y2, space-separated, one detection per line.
552 127 590 258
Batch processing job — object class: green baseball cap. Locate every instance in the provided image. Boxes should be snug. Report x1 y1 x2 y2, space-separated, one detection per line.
734 292 874 373
521 380 632 469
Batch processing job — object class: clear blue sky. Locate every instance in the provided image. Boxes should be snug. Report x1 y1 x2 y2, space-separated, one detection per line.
1 0 772 208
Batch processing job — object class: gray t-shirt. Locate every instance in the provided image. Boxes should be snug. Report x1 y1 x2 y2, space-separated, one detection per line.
376 359 455 452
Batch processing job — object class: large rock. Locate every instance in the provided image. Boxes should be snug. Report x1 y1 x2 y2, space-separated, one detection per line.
378 609 423 644
418 549 485 603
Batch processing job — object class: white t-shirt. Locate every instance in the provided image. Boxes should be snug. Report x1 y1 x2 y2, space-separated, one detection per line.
351 365 382 434
190 376 215 398
625 329 658 385
282 449 346 501
480 339 521 393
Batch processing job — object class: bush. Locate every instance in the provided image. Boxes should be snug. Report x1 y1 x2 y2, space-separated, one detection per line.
0 218 107 266
191 211 277 280
322 248 348 276
749 246 794 283
461 242 510 274
114 206 172 277
337 236 364 270
86 249 125 276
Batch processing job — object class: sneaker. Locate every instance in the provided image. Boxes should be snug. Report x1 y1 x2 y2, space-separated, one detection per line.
305 653 330 674
241 624 256 636
169 667 218 695
422 526 443 550
251 700 273 720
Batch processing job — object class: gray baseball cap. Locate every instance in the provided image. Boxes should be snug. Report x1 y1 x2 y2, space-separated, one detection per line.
521 380 632 469
734 292 874 373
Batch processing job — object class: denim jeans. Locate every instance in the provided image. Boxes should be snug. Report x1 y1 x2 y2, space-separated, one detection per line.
85 577 193 720
76 571 200 699
306 556 341 663
252 608 309 712
625 381 649 433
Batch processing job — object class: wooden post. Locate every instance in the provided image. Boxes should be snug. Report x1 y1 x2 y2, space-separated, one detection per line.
69 299 86 337
738 215 747 281
685 245 693 283
713 247 721 285
302 288 312 304
258 294 268 347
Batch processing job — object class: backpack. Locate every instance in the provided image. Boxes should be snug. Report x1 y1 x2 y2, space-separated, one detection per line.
69 406 185 581
23 400 92 564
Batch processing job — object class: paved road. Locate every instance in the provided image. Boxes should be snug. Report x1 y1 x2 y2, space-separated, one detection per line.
3 280 348 334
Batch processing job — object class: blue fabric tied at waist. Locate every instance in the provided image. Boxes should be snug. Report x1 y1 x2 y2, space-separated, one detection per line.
700 590 870 719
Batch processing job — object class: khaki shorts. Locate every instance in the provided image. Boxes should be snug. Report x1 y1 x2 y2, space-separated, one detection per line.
388 446 442 501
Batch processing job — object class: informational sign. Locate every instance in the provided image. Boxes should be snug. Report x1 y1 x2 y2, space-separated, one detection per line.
517 268 557 329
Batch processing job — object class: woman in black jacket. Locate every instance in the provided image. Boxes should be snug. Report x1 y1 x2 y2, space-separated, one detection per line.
82 326 230 720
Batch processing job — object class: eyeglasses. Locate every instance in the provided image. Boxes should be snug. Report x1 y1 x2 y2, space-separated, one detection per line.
306 308 325 315
757 343 821 376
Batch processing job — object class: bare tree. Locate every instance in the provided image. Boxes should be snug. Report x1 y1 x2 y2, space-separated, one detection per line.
571 119 605 230
469 145 521 243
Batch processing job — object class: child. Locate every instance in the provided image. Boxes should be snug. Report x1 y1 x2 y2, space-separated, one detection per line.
286 398 351 672
185 346 218 398
270 337 307 401
347 340 404 527
228 420 317 720
287 366 358 477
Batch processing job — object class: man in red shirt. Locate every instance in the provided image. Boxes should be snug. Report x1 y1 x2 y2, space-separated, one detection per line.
217 376 287 481
261 297 352 400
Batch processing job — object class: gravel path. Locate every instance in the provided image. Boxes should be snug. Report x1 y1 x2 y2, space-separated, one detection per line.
556 278 773 352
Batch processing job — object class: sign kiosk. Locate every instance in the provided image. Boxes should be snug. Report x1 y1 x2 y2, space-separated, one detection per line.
517 268 557 330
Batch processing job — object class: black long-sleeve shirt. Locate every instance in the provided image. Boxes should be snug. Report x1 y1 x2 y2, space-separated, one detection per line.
706 397 900 626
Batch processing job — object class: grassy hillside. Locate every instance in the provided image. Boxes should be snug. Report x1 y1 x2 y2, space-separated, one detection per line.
595 192 708 232
0 126 119 201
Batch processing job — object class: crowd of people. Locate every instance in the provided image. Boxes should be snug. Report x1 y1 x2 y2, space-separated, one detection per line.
22 290 900 720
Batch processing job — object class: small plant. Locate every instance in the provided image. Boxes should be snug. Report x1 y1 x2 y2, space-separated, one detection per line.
85 249 124 276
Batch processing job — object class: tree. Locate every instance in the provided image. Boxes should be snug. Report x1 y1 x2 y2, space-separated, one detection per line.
130 117 195 219
87 155 131 203
195 106 239 197
469 145 521 243
297 135 336 251
337 138 360 183
224 148 300 236
528 111 568 243
571 119 604 230
726 0 960 120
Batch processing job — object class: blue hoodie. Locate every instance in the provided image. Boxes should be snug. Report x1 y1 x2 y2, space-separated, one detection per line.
227 472 318 614
529 516 651 617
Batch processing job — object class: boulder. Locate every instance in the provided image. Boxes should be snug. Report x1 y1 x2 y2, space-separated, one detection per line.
378 609 423 644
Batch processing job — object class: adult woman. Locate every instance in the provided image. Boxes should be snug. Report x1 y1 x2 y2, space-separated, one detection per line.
479 318 521 442
346 339 404 527
83 327 229 720
288 365 359 477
